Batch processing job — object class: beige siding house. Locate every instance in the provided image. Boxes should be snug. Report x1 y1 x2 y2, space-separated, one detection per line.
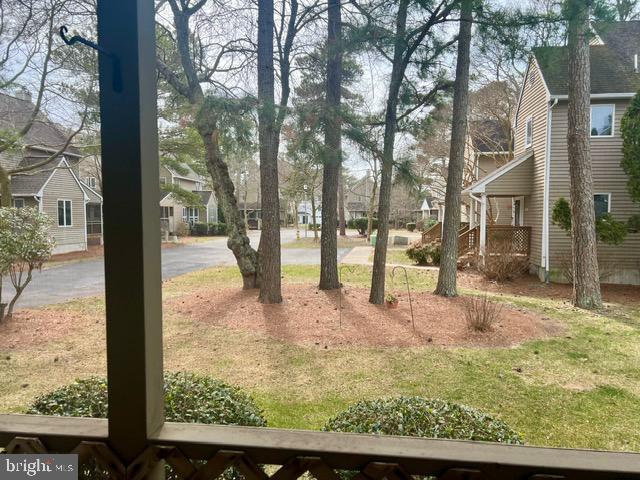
159 164 218 234
0 92 103 254
463 21 640 285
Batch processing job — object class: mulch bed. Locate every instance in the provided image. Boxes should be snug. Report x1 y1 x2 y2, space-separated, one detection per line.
168 284 561 348
457 270 640 307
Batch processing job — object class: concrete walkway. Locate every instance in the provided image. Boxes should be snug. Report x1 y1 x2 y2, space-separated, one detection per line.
340 246 374 265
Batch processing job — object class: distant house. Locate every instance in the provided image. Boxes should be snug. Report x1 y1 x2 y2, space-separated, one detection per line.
420 198 439 221
464 119 514 226
463 21 640 285
344 172 377 220
0 92 103 254
159 164 218 234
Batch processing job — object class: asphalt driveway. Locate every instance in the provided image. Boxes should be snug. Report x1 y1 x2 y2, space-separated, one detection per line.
2 229 351 308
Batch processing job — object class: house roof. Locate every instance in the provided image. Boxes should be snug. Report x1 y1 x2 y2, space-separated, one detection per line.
420 198 438 211
195 190 214 205
533 21 640 96
10 156 57 195
346 201 367 212
81 182 103 203
238 201 261 210
463 151 534 195
469 119 511 153
0 92 82 157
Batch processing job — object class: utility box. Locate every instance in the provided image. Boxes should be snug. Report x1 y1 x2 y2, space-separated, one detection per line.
370 234 377 246
393 236 409 246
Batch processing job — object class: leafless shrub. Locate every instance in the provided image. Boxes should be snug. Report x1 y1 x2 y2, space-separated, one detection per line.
557 250 619 285
476 241 528 282
463 293 503 332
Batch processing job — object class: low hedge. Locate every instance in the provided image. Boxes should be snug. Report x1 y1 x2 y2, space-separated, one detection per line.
28 372 266 479
406 242 441 266
190 222 228 236
324 397 522 444
347 217 378 236
406 222 416 232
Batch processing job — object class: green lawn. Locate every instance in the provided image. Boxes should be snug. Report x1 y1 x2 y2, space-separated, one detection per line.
1 265 639 452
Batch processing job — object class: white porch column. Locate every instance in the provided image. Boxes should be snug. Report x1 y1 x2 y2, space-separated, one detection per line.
469 198 476 229
479 194 487 256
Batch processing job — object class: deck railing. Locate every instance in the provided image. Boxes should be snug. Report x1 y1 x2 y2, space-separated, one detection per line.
2 415 640 479
458 225 480 256
421 221 442 244
486 225 532 256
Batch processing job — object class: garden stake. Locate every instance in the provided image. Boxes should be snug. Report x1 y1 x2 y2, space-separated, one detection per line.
338 265 357 329
391 266 415 333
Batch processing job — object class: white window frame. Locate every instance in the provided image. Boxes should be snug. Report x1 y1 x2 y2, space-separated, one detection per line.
57 199 73 227
13 198 25 208
594 193 611 217
525 116 533 148
590 104 615 138
86 177 97 188
160 176 167 185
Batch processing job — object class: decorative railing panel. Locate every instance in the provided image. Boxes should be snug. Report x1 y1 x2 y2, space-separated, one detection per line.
2 416 640 480
486 226 532 256
422 222 442 244
458 226 479 256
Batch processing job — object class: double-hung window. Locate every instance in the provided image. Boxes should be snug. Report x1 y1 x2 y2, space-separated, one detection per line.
590 105 614 137
13 198 24 208
57 199 72 226
594 194 610 218
525 116 533 148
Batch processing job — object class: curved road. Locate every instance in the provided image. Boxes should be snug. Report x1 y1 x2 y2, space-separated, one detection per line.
3 229 350 308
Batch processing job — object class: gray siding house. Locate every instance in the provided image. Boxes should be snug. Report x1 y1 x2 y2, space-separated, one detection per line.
463 21 640 285
0 92 103 254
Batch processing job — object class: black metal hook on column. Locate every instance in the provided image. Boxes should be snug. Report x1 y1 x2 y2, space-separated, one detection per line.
59 26 122 93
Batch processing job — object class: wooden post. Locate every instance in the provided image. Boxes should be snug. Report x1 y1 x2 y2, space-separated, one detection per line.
97 0 164 467
479 194 487 256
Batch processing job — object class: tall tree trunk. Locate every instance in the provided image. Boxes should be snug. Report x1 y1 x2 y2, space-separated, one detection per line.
201 130 258 289
369 0 409 304
434 0 473 297
163 3 260 290
566 0 602 309
367 176 378 239
338 168 346 236
0 166 11 207
319 0 343 290
257 0 282 304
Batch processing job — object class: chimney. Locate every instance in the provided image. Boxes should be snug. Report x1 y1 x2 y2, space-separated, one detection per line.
14 87 32 103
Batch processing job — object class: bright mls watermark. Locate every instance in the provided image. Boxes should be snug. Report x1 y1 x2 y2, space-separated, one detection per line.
1 454 77 479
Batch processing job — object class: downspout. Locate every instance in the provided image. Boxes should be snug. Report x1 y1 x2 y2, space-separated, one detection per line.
542 98 558 283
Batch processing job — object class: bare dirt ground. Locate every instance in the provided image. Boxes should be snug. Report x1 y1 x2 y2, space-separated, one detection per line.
167 284 561 348
457 270 640 307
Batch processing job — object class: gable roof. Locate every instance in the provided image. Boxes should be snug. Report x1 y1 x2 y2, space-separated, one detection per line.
0 92 81 157
533 21 640 97
463 151 534 195
195 190 214 205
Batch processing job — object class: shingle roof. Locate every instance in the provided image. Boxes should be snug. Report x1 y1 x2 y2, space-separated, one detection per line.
0 92 81 156
195 190 214 205
534 21 640 96
10 156 59 195
469 119 512 153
